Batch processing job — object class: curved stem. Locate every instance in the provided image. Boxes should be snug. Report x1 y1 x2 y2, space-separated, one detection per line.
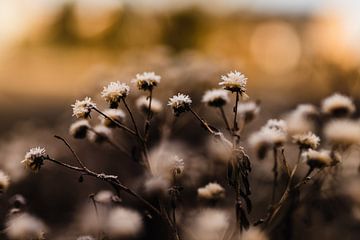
219 106 231 134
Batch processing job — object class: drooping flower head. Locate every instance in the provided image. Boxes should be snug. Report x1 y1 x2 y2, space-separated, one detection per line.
100 109 126 128
136 96 163 115
72 97 96 119
69 119 91 139
168 93 192 116
292 132 320 150
219 71 248 95
101 81 130 108
237 101 260 123
197 182 225 201
132 72 161 91
22 147 47 172
321 93 356 117
202 89 229 107
302 149 338 169
87 125 112 144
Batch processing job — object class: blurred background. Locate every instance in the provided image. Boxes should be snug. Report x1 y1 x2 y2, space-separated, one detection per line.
1 0 360 239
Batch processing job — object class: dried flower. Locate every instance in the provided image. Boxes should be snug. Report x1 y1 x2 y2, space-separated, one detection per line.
249 127 287 159
87 125 112 144
173 155 185 176
132 72 161 91
0 170 10 193
197 182 225 200
321 93 356 117
302 149 334 169
144 176 170 196
22 147 47 172
168 93 192 116
72 97 96 119
5 213 47 240
186 209 229 240
100 109 126 128
292 132 320 150
240 227 269 240
265 119 287 132
77 236 95 240
101 81 130 108
105 207 143 238
219 71 247 94
285 104 318 135
238 101 260 123
136 96 163 115
69 120 91 139
94 190 115 204
202 89 229 107
323 119 360 147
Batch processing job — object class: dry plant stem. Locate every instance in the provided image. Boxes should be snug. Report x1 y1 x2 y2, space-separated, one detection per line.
232 92 240 132
144 89 153 140
189 108 217 135
92 107 136 136
271 147 278 205
219 106 231 134
122 99 151 167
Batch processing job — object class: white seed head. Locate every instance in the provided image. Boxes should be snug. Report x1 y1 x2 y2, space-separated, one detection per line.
321 93 355 117
302 149 334 169
105 207 143 238
101 81 130 108
173 155 185 176
197 182 225 200
323 119 360 146
22 147 47 172
94 190 114 204
265 119 287 132
71 97 96 119
237 101 260 123
144 176 170 196
136 96 163 115
186 209 229 240
69 120 91 139
0 170 10 193
202 89 229 107
132 72 161 91
295 104 318 117
168 93 192 116
77 236 95 240
292 132 320 149
240 227 269 240
219 71 247 93
100 109 126 128
87 125 112 144
5 213 47 240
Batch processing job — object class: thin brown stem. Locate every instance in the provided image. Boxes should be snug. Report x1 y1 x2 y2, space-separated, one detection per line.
92 107 136 136
219 106 231 134
144 90 153 140
271 147 278 204
232 92 239 132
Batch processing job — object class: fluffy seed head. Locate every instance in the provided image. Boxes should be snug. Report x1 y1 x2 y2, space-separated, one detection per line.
197 182 225 201
77 236 95 240
94 190 115 204
168 93 192 116
292 132 320 150
72 97 96 119
22 147 47 172
69 120 91 139
265 119 287 132
5 213 47 240
219 71 247 93
136 96 163 115
302 149 334 169
144 176 170 196
105 207 143 238
323 119 360 147
87 125 112 144
321 93 355 117
202 89 229 107
101 81 130 108
132 72 161 91
100 109 126 128
0 170 10 193
238 101 260 123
